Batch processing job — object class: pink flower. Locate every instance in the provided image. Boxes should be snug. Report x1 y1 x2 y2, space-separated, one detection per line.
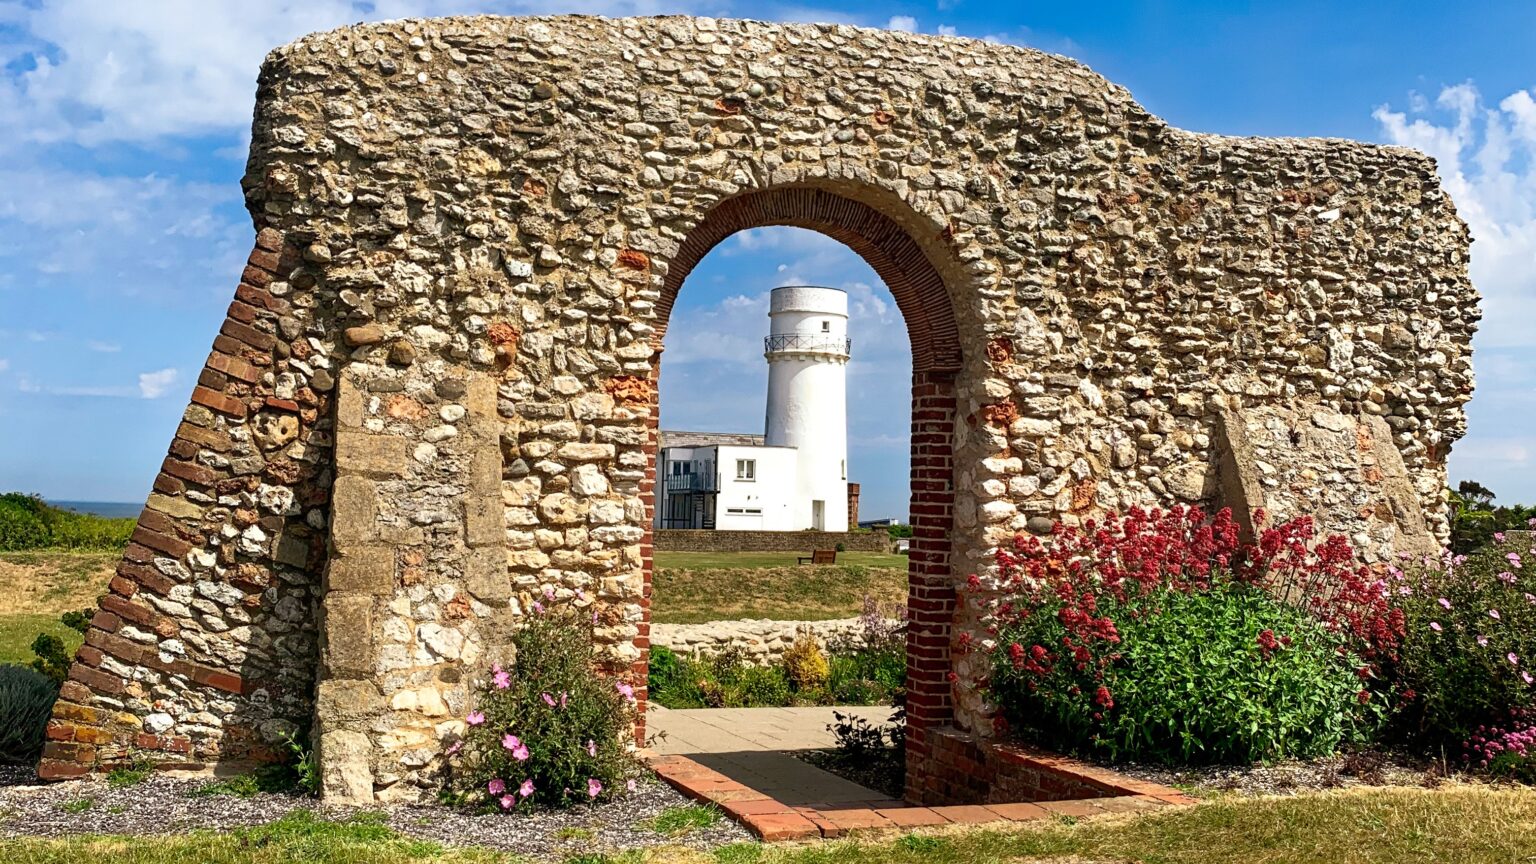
616 681 636 703
626 779 637 792
513 742 530 761
576 589 587 601
1490 609 1503 620
446 741 463 756
1525 672 1534 685
519 779 535 798
542 692 557 708
488 778 506 796
1510 552 1524 570
1478 635 1490 647
543 584 557 600
493 665 512 689
1496 532 1507 543
1510 652 1521 666
587 778 603 798
532 601 545 613
586 739 597 757
1438 598 1452 609
560 691 569 709
499 794 515 809
1430 621 1443 632
466 710 486 726
502 733 522 751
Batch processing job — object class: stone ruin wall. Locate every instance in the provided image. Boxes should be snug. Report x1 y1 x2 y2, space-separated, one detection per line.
41 15 1476 805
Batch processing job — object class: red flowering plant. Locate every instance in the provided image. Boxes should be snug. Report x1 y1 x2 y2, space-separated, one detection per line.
977 506 1392 765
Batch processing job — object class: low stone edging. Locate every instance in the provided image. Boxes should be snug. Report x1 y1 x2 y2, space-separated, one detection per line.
651 617 900 665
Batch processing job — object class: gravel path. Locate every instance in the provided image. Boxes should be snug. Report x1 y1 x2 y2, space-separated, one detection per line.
0 773 750 858
1114 749 1453 797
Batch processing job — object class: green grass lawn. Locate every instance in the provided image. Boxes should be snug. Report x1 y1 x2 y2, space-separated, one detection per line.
0 613 82 667
2 786 1532 863
653 561 907 625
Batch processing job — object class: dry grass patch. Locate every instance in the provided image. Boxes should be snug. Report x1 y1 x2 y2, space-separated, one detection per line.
0 550 116 616
653 563 906 625
0 550 109 665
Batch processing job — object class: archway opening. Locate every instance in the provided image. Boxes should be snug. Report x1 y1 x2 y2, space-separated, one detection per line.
637 186 965 804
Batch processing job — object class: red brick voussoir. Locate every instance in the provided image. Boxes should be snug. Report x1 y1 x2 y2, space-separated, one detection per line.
39 229 299 782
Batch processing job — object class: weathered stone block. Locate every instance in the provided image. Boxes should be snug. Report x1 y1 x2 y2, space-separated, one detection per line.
323 593 374 678
326 546 395 595
329 475 379 546
315 679 385 723
334 428 411 478
464 546 509 603
318 729 374 804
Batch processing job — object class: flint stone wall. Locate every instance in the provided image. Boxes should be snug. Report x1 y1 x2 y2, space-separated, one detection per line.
44 14 1476 807
654 529 889 553
652 617 898 665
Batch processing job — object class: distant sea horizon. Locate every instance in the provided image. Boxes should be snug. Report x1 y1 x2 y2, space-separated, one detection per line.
47 500 141 520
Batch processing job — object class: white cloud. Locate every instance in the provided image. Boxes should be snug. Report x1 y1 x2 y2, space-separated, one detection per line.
0 166 248 297
1375 84 1536 350
137 367 178 399
88 341 121 353
887 15 917 32
1 1 718 147
0 358 9 373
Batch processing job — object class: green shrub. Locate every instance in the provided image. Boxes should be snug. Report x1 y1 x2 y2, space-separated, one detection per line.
0 664 60 765
993 583 1375 765
0 499 50 551
1392 538 1536 745
783 633 829 692
31 608 93 685
452 605 638 810
0 493 135 551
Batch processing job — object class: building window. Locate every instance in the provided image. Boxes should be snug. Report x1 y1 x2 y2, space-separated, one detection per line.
736 459 756 481
841 459 846 480
821 320 830 332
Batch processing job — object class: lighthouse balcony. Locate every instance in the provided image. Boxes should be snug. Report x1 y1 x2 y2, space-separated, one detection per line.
763 333 852 357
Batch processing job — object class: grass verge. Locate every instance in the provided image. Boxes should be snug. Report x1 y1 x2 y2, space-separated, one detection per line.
2 786 1533 863
653 560 905 625
0 613 82 667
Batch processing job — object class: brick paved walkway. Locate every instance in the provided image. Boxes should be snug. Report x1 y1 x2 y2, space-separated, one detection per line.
649 705 893 806
643 705 1195 842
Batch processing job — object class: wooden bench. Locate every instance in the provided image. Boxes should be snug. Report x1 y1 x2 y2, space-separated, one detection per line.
797 549 837 565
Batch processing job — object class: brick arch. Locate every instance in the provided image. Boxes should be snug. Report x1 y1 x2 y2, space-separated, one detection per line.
654 186 963 374
642 185 964 799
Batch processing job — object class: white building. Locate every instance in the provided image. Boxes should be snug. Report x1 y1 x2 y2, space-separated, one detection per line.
656 286 852 532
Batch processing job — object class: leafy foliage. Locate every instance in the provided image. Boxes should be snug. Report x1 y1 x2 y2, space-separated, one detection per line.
452 604 638 810
0 663 58 764
1448 480 1536 555
782 633 830 692
1392 536 1536 746
0 493 134 552
981 507 1389 765
647 620 903 711
31 607 93 685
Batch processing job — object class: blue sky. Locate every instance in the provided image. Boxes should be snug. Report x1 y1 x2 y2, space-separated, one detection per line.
0 2 1533 522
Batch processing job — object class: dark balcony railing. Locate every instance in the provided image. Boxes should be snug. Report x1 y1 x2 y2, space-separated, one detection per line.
664 472 718 493
763 333 852 356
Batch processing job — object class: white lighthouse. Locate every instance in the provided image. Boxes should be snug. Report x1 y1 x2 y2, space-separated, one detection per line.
763 286 850 531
